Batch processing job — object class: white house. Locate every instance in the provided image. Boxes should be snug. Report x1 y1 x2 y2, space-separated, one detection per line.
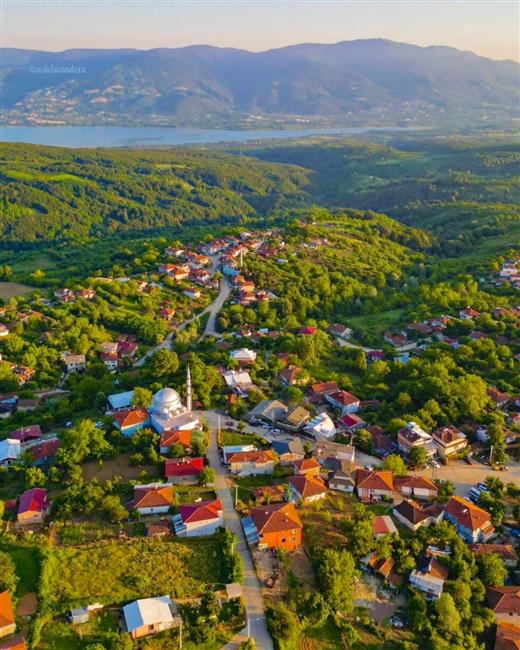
131 483 174 515
123 596 180 640
62 353 86 373
409 556 449 600
304 412 337 439
0 438 21 466
230 349 257 365
173 500 224 537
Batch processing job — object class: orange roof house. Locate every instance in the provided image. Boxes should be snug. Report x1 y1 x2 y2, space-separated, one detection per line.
248 502 303 552
494 622 520 650
113 409 150 437
443 496 495 543
131 483 174 515
487 586 520 624
471 544 518 567
355 469 394 502
394 475 438 500
288 475 327 503
227 450 275 476
292 458 321 477
159 429 192 454
0 591 15 639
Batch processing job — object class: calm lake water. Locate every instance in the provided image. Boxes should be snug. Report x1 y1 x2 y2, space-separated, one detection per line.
0 125 408 148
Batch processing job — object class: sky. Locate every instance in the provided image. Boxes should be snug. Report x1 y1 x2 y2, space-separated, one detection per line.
1 1 519 62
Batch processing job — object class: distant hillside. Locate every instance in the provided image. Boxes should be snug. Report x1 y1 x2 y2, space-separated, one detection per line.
1 39 518 127
244 135 520 256
0 143 309 245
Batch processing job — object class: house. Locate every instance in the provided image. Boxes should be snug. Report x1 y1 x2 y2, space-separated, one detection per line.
123 596 180 640
107 390 134 412
471 544 518 568
314 440 355 466
0 439 21 466
340 413 367 432
488 387 511 409
384 332 407 348
100 341 118 355
397 422 436 459
304 412 336 440
409 556 449 600
245 502 303 551
306 381 338 405
62 353 86 373
165 457 204 484
487 587 520 625
76 288 96 300
15 399 38 414
327 459 355 493
460 307 481 320
325 389 360 415
17 488 49 525
10 365 35 386
112 409 150 437
0 325 8 338
298 326 317 336
159 429 192 454
432 425 468 459
183 288 201 299
131 483 174 515
100 353 118 371
223 370 255 396
10 425 42 443
355 469 394 502
494 622 520 650
278 366 304 386
362 554 403 591
0 591 16 639
146 523 171 538
367 350 385 363
249 400 288 424
288 474 327 503
443 496 495 543
227 450 275 476
173 500 224 537
373 515 398 537
394 476 439 500
367 425 396 457
222 445 257 464
230 348 257 366
330 324 351 339
117 340 138 359
54 288 75 303
292 457 321 477
29 438 60 466
271 439 305 465
0 636 27 649
277 405 310 432
393 499 430 531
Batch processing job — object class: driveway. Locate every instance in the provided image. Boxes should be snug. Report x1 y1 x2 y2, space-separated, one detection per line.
206 426 273 650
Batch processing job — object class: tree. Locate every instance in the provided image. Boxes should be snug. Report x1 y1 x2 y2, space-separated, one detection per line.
132 386 153 409
198 466 215 486
293 590 329 628
354 428 372 454
409 445 428 469
102 495 127 523
315 548 359 615
436 593 461 635
435 479 455 502
477 553 508 587
150 349 179 378
383 454 407 476
0 550 18 594
25 467 46 489
266 603 300 650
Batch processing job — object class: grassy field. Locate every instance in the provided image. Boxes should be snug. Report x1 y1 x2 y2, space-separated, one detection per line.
45 537 222 613
221 430 264 447
39 611 118 650
0 281 36 299
0 543 41 596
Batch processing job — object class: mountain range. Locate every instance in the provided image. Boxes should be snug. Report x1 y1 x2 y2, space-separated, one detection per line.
1 39 518 128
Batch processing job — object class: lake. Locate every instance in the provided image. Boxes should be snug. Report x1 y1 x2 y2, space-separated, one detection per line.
0 125 409 148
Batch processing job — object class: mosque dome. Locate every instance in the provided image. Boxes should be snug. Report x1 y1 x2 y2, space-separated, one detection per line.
150 387 183 416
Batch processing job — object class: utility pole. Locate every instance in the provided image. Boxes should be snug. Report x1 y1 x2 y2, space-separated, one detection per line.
247 616 251 639
235 483 238 507
179 617 183 649
490 444 494 465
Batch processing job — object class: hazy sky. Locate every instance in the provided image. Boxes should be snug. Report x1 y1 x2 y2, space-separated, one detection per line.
2 1 519 62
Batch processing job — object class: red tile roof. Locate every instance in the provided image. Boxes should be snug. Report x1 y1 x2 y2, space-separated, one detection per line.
445 495 492 533
0 591 15 630
355 469 394 492
293 458 320 474
308 381 338 396
394 475 438 492
327 390 359 406
179 499 223 524
251 502 302 535
495 622 520 650
165 457 204 478
132 484 174 509
18 488 48 516
471 544 518 564
227 450 275 464
160 429 192 449
487 586 520 616
288 475 327 500
10 424 42 442
113 408 148 429
30 438 59 463
0 638 27 650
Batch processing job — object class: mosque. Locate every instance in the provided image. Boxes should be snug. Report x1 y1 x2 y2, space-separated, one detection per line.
149 366 200 434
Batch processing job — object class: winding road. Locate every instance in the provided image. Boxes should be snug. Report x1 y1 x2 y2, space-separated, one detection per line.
205 413 274 650
134 257 230 367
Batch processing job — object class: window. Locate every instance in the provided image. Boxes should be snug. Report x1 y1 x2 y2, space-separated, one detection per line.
281 537 286 543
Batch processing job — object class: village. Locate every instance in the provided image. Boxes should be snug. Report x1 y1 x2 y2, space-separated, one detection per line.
0 225 519 650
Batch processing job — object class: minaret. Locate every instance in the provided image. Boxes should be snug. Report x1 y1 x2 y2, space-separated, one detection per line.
186 365 192 412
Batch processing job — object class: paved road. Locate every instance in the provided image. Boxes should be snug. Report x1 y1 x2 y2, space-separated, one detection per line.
206 421 273 650
416 462 520 497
